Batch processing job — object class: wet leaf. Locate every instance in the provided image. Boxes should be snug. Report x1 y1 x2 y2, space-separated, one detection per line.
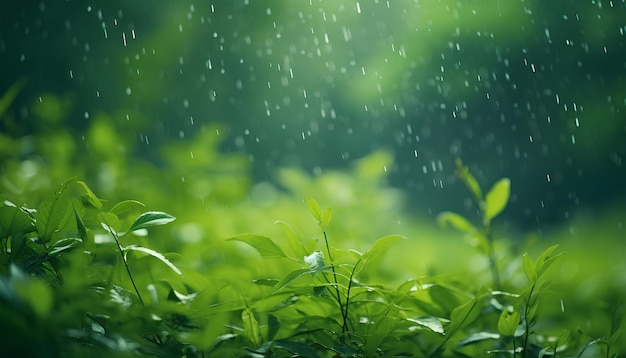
76 181 102 209
129 211 176 232
406 316 445 334
123 245 182 275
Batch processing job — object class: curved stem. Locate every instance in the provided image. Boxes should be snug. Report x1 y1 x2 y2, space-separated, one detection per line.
106 225 144 306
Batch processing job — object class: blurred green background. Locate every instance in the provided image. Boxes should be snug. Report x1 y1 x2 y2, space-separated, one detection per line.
1 0 624 273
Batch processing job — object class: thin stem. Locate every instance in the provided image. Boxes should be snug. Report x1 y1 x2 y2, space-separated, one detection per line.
522 281 536 357
322 229 346 339
484 227 501 291
106 225 144 306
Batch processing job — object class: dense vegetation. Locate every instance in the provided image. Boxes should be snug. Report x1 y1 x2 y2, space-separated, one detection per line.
1 151 623 356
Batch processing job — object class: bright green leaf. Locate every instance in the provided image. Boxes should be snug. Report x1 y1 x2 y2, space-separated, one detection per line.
522 253 537 283
485 177 511 222
536 244 565 278
406 316 445 335
320 207 332 229
98 212 121 233
75 181 102 210
497 306 520 337
109 200 146 217
123 245 182 275
242 307 261 348
305 197 321 222
128 211 176 232
456 159 483 201
437 211 476 234
273 268 311 293
228 233 287 259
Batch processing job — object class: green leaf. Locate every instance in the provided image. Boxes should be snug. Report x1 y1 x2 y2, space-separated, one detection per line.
455 159 483 201
305 197 322 222
123 245 182 275
75 181 102 210
36 179 75 243
0 203 34 237
228 233 288 259
273 268 311 293
455 332 500 349
447 294 483 336
406 316 445 334
49 238 82 256
535 244 565 278
109 200 146 217
485 178 510 222
98 212 122 233
128 211 176 232
497 306 520 337
522 253 537 283
320 207 332 229
242 307 261 348
437 212 476 234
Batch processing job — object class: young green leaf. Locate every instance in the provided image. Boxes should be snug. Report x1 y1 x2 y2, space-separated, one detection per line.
128 211 176 232
522 253 537 283
123 245 182 275
497 306 520 337
241 307 261 348
320 207 332 229
228 233 288 259
98 212 122 233
273 268 311 293
109 200 146 217
305 197 322 222
75 180 102 210
437 211 476 234
456 159 483 201
535 244 565 278
485 177 511 222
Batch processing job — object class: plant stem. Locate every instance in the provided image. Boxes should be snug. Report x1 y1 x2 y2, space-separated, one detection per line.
522 281 536 357
322 229 347 338
106 225 144 306
484 227 501 291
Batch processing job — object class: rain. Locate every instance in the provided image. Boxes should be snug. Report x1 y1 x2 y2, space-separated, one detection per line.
1 1 625 356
